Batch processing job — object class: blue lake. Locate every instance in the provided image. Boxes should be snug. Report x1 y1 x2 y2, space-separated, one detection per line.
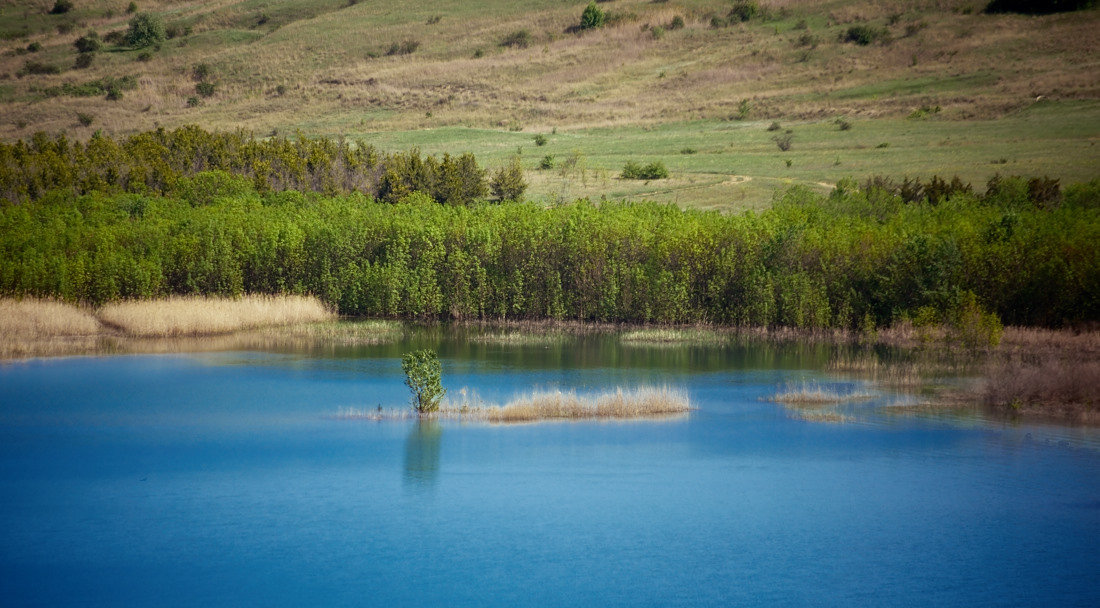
1 334 1098 607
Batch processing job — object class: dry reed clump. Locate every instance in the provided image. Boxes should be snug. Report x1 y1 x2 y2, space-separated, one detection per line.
251 320 403 345
981 360 1099 421
766 381 874 405
96 295 334 337
488 387 691 423
0 298 101 338
0 298 104 359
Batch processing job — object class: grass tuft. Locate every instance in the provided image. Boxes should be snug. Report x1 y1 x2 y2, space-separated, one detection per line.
766 381 874 405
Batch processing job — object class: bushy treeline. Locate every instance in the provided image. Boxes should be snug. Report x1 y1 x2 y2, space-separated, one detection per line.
1 175 1096 328
0 126 492 205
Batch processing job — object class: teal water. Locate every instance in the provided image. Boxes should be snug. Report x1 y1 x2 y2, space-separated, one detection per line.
1 333 1098 607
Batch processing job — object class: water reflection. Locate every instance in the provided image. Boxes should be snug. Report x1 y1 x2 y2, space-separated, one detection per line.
403 419 442 489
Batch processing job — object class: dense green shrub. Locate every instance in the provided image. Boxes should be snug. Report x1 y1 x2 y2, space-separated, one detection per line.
0 180 1095 327
580 2 606 30
620 161 669 180
491 156 527 201
17 61 62 76
843 25 889 45
386 39 420 56
73 31 102 54
728 1 760 22
49 0 74 15
402 350 445 413
74 53 94 69
125 13 166 48
195 81 216 97
0 126 490 205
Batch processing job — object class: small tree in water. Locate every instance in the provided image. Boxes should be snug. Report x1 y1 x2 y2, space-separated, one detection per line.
402 349 445 413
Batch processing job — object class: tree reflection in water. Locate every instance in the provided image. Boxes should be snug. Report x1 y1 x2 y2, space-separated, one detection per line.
403 419 442 489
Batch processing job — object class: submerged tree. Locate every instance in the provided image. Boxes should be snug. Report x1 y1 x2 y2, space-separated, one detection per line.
401 349 446 414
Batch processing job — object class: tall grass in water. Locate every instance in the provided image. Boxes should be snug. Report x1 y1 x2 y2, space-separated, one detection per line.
0 298 102 358
981 360 1099 423
766 381 874 405
97 295 334 337
620 328 729 346
487 387 691 423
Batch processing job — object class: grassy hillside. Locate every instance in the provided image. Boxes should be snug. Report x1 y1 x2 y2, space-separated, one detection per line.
2 0 1098 208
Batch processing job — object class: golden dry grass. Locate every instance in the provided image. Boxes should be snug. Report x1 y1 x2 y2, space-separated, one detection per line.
96 294 334 337
487 386 691 423
766 381 874 405
0 298 104 359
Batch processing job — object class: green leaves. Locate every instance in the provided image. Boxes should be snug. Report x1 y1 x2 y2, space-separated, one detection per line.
402 349 445 413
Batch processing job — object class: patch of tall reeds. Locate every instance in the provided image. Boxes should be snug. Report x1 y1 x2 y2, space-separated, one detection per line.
766 381 874 405
96 295 334 337
487 387 691 423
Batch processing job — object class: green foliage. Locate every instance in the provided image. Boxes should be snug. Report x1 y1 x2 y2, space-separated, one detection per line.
18 61 62 77
728 1 760 22
125 13 166 48
74 31 102 54
74 53 95 69
580 2 606 30
50 0 74 15
843 25 889 46
620 161 669 180
539 155 555 169
127 2 138 15
195 81 216 97
402 349 445 413
76 112 94 127
491 156 527 201
533 134 547 146
500 29 532 49
669 15 685 30
27 42 42 53
43 75 137 98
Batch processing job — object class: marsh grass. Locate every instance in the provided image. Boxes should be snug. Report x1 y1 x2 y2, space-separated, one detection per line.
97 295 334 337
468 331 572 346
620 328 729 346
338 386 692 423
0 298 104 359
766 381 875 405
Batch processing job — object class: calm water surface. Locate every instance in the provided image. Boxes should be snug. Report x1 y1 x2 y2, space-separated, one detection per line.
1 332 1097 607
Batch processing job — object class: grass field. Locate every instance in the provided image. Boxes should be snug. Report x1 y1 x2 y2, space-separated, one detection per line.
2 0 1097 208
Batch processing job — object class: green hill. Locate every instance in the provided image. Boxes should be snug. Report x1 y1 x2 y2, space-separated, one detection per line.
2 0 1098 208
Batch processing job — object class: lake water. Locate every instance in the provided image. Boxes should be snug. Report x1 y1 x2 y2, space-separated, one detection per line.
1 331 1098 607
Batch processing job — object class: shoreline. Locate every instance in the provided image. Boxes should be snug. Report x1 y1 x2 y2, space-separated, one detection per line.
2 297 1096 426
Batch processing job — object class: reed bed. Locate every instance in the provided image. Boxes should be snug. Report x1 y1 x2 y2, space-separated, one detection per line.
468 331 571 346
620 328 729 346
980 360 1100 423
336 387 692 423
96 295 334 337
487 387 691 423
766 381 875 405
0 298 101 338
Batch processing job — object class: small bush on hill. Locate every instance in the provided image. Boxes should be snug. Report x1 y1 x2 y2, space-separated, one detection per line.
17 61 62 77
49 0 74 15
491 156 527 201
74 31 102 54
195 81 216 97
74 52 94 69
500 29 532 48
126 13 166 48
580 2 606 30
729 1 760 22
843 25 889 45
621 161 669 180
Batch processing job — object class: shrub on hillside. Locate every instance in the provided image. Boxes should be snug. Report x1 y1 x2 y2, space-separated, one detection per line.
729 1 761 22
620 161 669 180
49 0 74 15
125 13 166 48
491 156 527 201
386 39 420 56
843 25 889 45
74 31 102 54
500 29 532 48
580 2 606 30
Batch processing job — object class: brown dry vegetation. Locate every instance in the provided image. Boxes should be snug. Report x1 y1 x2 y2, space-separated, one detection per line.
96 295 334 337
486 387 692 423
1 0 1096 138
